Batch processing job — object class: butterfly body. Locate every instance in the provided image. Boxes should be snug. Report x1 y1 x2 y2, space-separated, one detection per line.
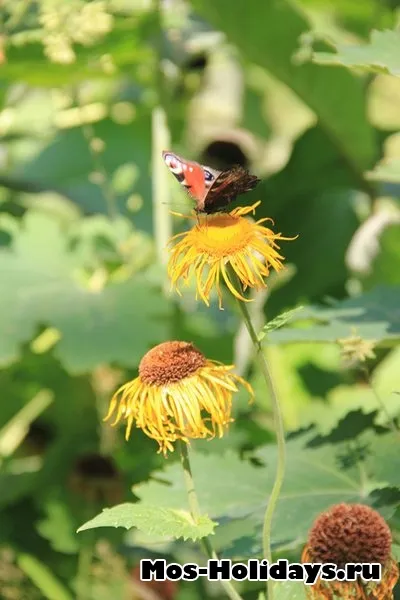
162 151 260 214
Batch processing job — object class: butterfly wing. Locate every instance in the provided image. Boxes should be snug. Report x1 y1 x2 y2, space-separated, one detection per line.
162 151 219 206
163 151 260 214
203 165 260 214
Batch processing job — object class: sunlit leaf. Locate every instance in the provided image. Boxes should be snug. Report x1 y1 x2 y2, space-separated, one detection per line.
133 433 399 556
367 158 400 183
192 0 375 170
275 581 307 600
78 503 216 541
258 307 304 341
313 30 400 76
268 286 400 344
0 211 170 373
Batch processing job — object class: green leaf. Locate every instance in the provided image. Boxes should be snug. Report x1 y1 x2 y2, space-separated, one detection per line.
0 211 170 373
258 307 304 341
365 431 400 486
15 116 153 231
258 126 363 311
268 286 400 344
192 0 375 171
307 409 385 447
367 158 400 183
313 30 400 76
0 471 38 510
275 581 307 600
365 224 400 287
17 554 73 600
36 499 79 554
77 503 216 541
133 434 398 556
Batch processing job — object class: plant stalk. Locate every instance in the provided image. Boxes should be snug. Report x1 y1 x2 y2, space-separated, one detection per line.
179 442 244 600
235 299 286 600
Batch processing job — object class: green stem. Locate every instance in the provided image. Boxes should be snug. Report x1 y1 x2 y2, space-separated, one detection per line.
72 87 117 219
152 0 172 290
76 539 93 600
152 106 172 269
179 442 244 600
81 120 118 220
360 367 400 438
235 299 286 600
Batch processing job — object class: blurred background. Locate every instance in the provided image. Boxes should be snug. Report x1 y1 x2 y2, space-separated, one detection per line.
0 0 400 599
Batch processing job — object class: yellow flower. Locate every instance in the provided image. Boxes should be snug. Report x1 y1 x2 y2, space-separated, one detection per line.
168 202 293 308
104 341 253 456
302 503 399 600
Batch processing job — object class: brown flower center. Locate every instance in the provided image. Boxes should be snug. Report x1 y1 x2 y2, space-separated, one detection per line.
308 503 392 567
139 341 206 386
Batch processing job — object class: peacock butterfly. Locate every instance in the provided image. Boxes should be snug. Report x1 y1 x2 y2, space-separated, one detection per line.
162 151 260 214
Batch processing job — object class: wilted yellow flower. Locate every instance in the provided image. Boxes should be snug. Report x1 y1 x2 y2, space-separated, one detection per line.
302 503 399 600
168 202 293 308
104 341 253 455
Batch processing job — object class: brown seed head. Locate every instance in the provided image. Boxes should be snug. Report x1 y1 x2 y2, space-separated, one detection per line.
307 503 392 567
139 341 206 386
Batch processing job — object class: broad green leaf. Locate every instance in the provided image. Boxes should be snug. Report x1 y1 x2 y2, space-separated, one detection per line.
256 126 362 310
298 347 400 435
36 499 79 554
364 224 400 287
15 116 153 231
313 30 400 76
365 431 400 486
134 433 398 556
275 580 307 600
268 189 360 311
0 470 38 510
0 211 170 373
369 487 400 509
393 544 400 561
77 503 216 541
258 307 304 341
249 342 342 432
367 158 400 183
307 409 385 447
192 0 375 170
17 554 73 600
268 286 400 344
260 126 362 216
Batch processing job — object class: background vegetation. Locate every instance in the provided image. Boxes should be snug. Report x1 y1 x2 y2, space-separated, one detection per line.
0 0 399 599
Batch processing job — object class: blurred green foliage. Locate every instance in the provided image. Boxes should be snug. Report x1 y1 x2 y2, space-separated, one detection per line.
0 0 400 599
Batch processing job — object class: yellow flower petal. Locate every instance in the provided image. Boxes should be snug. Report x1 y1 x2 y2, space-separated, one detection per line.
168 202 295 308
104 341 253 455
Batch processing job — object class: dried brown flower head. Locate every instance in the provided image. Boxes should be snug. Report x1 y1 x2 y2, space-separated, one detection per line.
302 503 399 600
308 503 391 567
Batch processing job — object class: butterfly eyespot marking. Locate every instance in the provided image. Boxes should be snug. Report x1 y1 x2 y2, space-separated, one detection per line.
203 169 215 182
163 153 181 173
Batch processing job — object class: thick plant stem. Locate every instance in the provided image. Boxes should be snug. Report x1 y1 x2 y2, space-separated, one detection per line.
152 0 172 292
179 442 244 600
236 299 286 600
